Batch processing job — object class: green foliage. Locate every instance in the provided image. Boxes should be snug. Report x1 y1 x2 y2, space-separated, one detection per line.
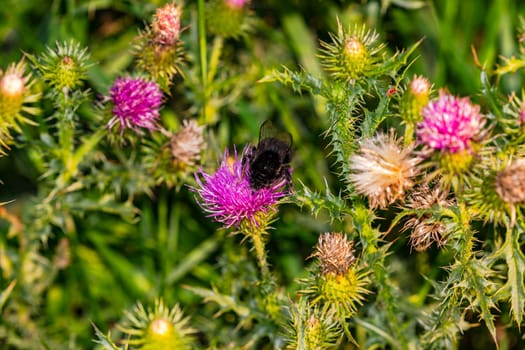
1 1 525 349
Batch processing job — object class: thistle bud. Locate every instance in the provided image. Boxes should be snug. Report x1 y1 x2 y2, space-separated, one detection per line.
135 3 185 91
319 23 385 82
0 60 40 153
398 75 432 124
284 300 341 350
300 233 369 316
27 41 90 91
205 0 251 38
118 299 195 350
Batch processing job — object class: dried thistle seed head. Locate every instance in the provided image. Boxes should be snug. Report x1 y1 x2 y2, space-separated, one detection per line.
406 219 446 252
403 184 454 251
170 119 205 168
494 159 525 205
406 183 453 210
349 132 420 209
311 232 356 276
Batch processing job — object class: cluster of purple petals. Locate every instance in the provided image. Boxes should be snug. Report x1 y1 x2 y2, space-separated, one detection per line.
416 91 484 153
191 147 287 228
109 77 163 131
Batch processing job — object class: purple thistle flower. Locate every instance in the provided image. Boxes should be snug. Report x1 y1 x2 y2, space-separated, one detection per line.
416 90 484 153
191 146 287 228
108 77 163 132
225 0 249 9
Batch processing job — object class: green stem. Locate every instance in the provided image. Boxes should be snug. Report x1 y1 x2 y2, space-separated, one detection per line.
56 128 107 189
403 122 414 147
250 232 270 279
158 190 168 296
197 0 207 123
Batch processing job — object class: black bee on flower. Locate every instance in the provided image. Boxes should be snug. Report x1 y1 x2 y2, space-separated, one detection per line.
242 120 294 191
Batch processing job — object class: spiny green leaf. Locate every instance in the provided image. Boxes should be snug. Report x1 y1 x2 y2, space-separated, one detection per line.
259 66 325 96
0 280 16 312
184 285 251 318
92 324 123 350
291 180 349 222
494 226 525 326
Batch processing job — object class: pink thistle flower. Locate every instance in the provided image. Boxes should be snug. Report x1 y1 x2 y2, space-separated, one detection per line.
108 77 163 132
191 146 287 228
225 0 249 9
409 75 431 97
416 91 484 153
151 3 182 46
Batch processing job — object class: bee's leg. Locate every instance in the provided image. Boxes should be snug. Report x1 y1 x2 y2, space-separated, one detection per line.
241 145 255 166
284 167 295 193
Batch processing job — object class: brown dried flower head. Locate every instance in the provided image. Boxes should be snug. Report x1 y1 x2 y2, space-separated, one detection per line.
170 119 205 169
404 184 454 251
311 232 356 276
349 131 420 209
494 159 525 227
494 159 525 205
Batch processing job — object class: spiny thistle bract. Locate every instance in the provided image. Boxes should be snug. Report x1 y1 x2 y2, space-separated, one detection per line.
116 299 195 350
134 2 185 91
283 299 342 350
349 131 420 209
26 40 90 91
299 232 370 317
466 155 525 227
319 22 386 83
0 60 40 154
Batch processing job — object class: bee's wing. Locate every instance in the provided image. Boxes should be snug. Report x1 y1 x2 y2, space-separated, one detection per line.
259 120 293 147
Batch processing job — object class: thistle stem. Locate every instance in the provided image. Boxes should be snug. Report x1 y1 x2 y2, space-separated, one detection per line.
197 0 207 123
250 231 270 279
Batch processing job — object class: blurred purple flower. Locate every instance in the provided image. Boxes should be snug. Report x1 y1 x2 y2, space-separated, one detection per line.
108 77 163 132
416 91 484 153
225 0 249 9
191 146 287 228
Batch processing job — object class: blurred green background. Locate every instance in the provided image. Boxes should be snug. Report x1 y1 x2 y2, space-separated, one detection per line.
1 0 525 349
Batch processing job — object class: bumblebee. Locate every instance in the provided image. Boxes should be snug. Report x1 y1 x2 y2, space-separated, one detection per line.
242 120 293 190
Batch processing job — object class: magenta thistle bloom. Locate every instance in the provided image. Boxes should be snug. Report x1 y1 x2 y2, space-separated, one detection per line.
108 77 163 132
225 0 249 9
191 146 287 228
416 91 484 153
